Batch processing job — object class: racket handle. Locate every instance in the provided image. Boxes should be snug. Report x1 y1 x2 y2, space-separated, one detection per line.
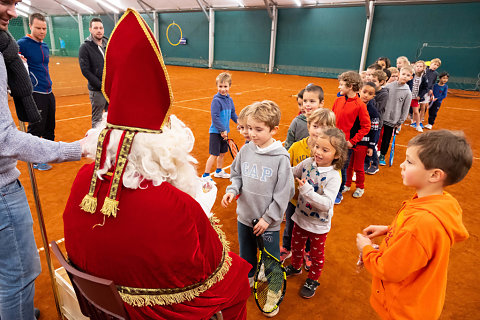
252 219 259 226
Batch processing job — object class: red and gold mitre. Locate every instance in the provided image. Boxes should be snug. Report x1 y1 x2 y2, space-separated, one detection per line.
80 8 173 217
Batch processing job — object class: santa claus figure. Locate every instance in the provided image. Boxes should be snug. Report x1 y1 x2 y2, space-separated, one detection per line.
63 9 251 320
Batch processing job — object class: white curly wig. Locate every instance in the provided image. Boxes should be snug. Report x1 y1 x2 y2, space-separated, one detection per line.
83 114 198 197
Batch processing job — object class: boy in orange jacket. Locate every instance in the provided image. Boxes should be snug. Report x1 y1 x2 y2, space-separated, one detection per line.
356 130 472 320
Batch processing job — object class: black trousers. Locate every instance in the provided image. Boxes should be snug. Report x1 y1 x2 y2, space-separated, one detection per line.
380 124 395 156
428 100 442 125
27 92 56 141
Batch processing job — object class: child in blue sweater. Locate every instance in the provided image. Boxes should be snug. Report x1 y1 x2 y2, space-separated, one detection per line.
425 72 449 130
203 72 238 179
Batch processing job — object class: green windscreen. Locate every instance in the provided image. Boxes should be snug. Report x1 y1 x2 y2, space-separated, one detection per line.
275 6 365 78
159 11 209 67
213 10 270 72
367 2 480 90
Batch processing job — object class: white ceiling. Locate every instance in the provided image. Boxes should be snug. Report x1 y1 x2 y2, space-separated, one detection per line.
21 0 468 15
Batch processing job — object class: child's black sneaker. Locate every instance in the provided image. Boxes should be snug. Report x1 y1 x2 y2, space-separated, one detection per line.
300 278 320 299
284 265 302 277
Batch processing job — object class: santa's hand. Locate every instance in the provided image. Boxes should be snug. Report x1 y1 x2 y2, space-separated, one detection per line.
221 193 235 208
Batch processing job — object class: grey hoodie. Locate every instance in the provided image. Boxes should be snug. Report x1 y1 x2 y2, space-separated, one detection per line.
382 81 412 127
284 114 308 150
226 140 295 231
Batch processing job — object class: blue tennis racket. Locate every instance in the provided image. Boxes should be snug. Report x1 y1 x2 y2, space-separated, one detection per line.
389 130 396 167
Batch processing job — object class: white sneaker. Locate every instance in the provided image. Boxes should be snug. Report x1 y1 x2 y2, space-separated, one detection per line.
248 276 254 288
342 186 351 193
425 124 433 130
213 170 230 178
263 306 279 317
416 126 423 133
353 188 365 198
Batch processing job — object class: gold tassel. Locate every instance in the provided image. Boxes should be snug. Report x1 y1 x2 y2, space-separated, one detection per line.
80 194 97 213
101 197 119 217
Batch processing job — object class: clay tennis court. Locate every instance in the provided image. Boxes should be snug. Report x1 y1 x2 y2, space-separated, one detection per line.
11 56 479 319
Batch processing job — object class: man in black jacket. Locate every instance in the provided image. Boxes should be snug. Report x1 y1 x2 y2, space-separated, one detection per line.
79 17 108 128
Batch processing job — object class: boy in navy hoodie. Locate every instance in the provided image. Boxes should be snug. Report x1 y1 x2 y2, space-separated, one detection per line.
203 72 238 179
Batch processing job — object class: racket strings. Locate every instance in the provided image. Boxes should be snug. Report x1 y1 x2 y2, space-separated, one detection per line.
227 139 239 158
255 257 285 313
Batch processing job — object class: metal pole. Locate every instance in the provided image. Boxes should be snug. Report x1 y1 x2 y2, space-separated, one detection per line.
153 10 159 43
46 16 56 56
268 5 278 74
208 8 214 68
18 121 63 319
78 13 84 44
359 0 375 72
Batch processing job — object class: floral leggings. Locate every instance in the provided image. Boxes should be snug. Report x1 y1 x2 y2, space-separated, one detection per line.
291 223 328 281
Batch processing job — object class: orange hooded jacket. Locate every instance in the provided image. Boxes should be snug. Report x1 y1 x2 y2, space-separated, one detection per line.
362 192 469 320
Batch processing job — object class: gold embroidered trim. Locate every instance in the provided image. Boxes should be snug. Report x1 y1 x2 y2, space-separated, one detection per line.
106 123 163 134
101 131 136 217
117 215 232 306
101 8 175 130
80 128 109 213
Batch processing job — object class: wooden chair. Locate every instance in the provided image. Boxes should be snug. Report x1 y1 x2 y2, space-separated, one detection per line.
50 241 129 320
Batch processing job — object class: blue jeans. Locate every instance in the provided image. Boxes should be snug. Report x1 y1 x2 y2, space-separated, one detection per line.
0 180 41 320
237 221 280 278
338 149 353 197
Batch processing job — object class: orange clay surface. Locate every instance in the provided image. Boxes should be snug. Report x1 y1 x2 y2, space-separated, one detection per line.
9 57 479 319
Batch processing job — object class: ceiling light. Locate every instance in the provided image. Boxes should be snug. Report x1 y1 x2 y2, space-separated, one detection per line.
294 0 302 6
16 8 29 18
104 0 126 11
96 0 119 13
237 1 245 7
22 0 31 5
16 3 31 13
64 0 95 14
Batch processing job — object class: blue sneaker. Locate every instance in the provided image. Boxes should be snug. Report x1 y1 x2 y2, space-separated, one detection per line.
419 123 424 129
379 155 386 166
33 163 52 171
334 193 343 205
410 123 417 128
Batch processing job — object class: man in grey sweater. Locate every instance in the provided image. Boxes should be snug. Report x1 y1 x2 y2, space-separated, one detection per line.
0 2 84 319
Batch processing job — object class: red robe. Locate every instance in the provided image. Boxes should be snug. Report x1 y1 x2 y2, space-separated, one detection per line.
64 163 251 319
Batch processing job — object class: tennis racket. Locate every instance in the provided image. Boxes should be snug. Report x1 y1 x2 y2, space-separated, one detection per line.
389 130 396 167
252 219 287 315
227 138 239 159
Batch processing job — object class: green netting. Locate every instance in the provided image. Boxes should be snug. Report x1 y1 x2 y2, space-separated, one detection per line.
9 16 51 46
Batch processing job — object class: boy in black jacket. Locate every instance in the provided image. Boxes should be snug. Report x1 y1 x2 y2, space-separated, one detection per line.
407 60 428 132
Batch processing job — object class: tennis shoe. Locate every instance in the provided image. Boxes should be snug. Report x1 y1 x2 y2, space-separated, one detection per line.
410 123 417 128
300 278 320 299
285 265 302 277
257 264 268 282
353 188 365 198
248 276 254 288
304 252 312 272
342 186 351 193
213 170 230 179
334 193 343 205
416 126 423 133
263 306 279 318
263 290 282 314
33 163 52 171
379 155 386 166
366 165 379 175
425 124 433 130
419 123 424 129
279 247 292 263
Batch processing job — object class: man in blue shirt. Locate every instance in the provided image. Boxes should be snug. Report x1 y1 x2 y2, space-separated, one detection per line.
18 13 55 170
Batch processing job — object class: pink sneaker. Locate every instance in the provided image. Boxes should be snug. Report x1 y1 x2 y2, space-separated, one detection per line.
279 247 292 263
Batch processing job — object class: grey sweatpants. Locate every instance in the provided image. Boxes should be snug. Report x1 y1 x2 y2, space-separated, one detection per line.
89 90 108 128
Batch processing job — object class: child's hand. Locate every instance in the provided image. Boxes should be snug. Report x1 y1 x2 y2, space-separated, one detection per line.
221 193 235 208
367 148 373 157
363 225 389 238
253 218 269 236
296 177 306 188
347 141 354 149
221 131 228 139
356 233 373 252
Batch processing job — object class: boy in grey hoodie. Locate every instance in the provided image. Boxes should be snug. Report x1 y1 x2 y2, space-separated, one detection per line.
378 66 413 166
222 100 295 289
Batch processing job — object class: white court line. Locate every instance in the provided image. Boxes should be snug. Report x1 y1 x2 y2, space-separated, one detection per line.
174 87 273 104
56 115 90 122
445 107 479 112
57 102 90 108
38 238 64 253
174 105 209 113
395 143 480 160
